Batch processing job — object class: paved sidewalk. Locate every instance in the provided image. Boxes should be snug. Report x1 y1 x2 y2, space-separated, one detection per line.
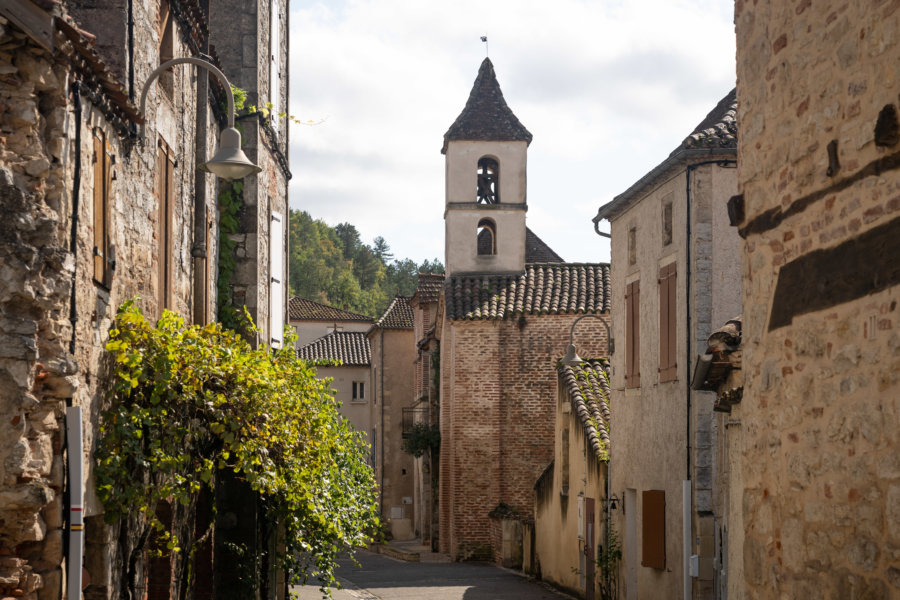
292 545 573 600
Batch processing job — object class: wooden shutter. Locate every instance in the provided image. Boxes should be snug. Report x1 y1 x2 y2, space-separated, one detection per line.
92 130 111 287
659 263 677 382
156 139 174 314
625 280 641 388
270 211 285 347
641 489 666 569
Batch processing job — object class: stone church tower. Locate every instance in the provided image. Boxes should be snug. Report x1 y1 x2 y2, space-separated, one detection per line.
437 59 611 564
443 58 532 276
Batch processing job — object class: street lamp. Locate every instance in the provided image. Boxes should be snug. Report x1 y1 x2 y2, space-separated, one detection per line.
139 57 262 180
561 313 613 366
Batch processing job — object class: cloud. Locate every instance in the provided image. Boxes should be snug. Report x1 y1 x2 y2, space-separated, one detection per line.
287 0 735 264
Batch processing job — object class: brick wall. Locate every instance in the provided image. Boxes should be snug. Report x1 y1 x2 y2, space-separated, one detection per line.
736 1 900 596
439 312 607 560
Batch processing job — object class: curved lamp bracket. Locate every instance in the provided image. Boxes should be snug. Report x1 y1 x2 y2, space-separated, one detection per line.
562 313 613 366
139 58 260 180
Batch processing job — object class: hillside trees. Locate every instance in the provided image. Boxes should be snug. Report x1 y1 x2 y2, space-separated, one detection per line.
288 210 443 317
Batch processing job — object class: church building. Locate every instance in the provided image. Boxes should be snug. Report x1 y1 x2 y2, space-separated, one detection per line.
437 58 612 563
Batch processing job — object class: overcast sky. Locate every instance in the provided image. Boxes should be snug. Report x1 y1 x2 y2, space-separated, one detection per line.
287 0 736 265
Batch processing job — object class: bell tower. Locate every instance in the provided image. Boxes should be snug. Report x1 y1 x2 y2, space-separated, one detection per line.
443 58 532 276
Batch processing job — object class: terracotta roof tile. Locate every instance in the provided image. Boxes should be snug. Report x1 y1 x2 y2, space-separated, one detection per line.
679 88 737 152
559 359 611 461
446 263 610 320
525 228 564 263
415 273 445 304
442 58 532 153
288 297 373 323
297 331 371 366
374 296 414 329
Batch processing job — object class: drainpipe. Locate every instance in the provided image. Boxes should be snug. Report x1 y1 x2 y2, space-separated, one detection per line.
68 80 82 355
127 0 134 104
191 29 210 324
380 331 385 514
66 406 84 600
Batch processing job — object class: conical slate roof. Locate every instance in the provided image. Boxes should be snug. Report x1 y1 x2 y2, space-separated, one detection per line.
442 58 532 153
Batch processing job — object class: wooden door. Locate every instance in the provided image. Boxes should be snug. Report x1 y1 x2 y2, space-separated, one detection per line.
585 497 595 600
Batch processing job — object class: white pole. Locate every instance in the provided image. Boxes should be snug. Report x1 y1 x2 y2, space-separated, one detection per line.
66 406 84 600
683 480 691 600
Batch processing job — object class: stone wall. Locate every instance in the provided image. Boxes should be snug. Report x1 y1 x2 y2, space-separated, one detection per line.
439 313 607 561
0 1 221 598
735 1 900 596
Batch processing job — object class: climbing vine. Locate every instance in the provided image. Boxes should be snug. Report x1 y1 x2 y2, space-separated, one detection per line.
96 301 379 590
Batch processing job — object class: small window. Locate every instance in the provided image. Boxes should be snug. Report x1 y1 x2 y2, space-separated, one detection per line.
477 218 496 256
628 226 637 266
662 200 673 246
476 157 499 204
352 381 366 401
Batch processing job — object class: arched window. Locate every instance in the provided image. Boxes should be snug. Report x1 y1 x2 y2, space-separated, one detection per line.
477 218 496 255
476 157 499 204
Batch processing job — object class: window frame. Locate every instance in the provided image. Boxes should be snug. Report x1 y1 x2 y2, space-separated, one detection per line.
155 138 175 315
658 262 677 382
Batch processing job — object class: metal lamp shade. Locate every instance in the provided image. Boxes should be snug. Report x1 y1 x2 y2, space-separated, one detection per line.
199 127 262 180
561 343 583 366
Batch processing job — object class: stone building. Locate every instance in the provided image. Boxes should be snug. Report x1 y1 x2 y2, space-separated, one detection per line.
592 90 740 599
527 359 611 599
297 330 373 446
407 272 444 547
0 1 286 599
733 2 900 597
367 296 417 540
438 58 610 564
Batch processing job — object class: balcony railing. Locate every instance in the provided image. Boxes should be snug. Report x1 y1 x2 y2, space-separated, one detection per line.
401 407 428 438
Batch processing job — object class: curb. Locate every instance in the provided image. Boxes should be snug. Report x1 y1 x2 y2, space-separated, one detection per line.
372 544 421 562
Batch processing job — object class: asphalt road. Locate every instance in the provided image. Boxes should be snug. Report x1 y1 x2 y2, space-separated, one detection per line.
292 550 572 600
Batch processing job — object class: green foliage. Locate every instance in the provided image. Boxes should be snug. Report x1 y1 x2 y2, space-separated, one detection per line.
288 209 444 318
401 423 440 458
96 301 379 590
597 524 622 600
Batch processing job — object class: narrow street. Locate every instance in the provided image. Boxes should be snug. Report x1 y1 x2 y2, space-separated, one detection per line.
292 549 573 600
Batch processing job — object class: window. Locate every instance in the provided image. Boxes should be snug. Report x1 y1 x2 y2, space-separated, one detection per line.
352 381 366 401
628 226 637 265
92 128 113 288
270 212 284 348
155 138 175 314
477 218 496 256
476 157 499 204
157 0 174 99
641 490 666 569
662 200 673 246
659 262 677 382
625 279 640 388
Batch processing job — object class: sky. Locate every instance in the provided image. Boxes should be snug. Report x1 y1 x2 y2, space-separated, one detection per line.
287 0 736 266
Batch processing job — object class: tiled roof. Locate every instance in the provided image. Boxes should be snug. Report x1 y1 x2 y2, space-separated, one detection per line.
288 297 373 323
297 331 371 366
559 359 611 462
446 263 610 321
593 89 737 223
373 296 414 329
525 228 564 263
415 273 445 304
679 88 737 152
442 58 532 153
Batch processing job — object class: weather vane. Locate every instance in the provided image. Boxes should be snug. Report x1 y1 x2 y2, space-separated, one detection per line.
481 36 488 57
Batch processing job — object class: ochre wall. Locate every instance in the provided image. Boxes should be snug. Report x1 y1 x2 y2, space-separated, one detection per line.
736 1 900 596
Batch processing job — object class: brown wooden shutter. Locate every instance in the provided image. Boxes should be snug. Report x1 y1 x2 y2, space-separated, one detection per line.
632 280 640 387
92 131 111 287
659 263 677 382
641 489 666 569
625 282 633 386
